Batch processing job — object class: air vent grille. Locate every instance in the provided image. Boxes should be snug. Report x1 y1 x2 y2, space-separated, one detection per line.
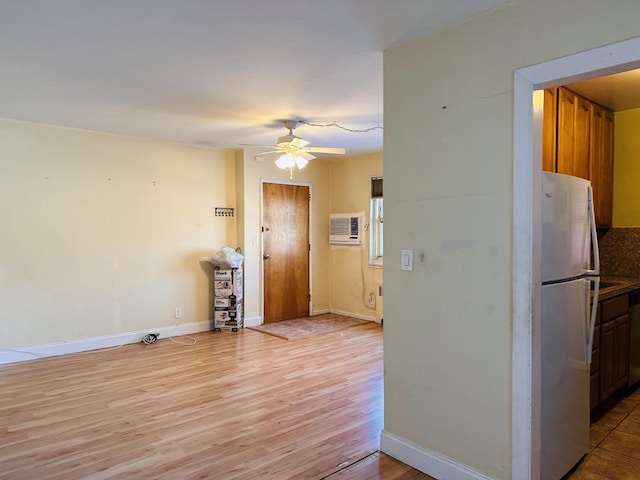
329 213 361 245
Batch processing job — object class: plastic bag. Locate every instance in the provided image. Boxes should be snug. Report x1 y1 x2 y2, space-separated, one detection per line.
205 247 244 268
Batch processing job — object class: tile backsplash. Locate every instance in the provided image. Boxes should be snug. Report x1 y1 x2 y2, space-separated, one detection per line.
598 228 640 277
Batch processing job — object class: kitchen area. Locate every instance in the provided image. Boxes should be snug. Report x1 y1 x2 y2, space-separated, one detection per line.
542 69 640 419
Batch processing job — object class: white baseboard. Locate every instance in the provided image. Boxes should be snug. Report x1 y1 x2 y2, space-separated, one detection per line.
0 320 211 365
243 316 262 327
380 430 494 480
1 310 375 365
330 308 377 322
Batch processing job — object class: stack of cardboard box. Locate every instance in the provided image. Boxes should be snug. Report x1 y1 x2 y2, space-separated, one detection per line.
213 267 243 332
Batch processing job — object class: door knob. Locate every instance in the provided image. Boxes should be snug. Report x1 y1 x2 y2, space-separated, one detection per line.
263 254 271 260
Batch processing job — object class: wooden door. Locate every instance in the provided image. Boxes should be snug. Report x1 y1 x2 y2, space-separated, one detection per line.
262 183 310 323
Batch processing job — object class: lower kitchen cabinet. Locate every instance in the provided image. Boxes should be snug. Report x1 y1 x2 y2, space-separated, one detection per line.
590 321 601 410
590 371 600 410
591 293 630 414
615 315 629 389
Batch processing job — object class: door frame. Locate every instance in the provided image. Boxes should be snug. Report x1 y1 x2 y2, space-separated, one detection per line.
512 37 640 479
260 179 313 324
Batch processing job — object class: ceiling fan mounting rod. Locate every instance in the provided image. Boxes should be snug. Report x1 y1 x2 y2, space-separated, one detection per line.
282 120 298 134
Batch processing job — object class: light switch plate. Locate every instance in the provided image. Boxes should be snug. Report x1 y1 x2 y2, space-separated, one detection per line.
401 249 413 271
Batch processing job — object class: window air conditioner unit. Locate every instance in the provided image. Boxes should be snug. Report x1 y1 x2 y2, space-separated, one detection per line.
329 213 361 245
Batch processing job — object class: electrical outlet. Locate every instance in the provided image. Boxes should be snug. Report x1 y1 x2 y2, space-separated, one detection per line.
174 307 183 319
367 293 376 308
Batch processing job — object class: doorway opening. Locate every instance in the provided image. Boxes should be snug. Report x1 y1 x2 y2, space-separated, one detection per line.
512 37 640 478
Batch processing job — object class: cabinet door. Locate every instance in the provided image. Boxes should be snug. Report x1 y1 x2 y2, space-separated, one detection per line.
615 315 630 391
601 314 631 402
590 372 600 410
590 104 614 227
543 88 557 172
574 95 591 179
600 319 616 402
603 110 614 223
557 88 576 176
557 87 590 180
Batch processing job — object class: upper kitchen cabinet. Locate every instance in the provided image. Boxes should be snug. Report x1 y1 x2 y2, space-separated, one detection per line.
557 87 591 179
543 86 615 227
543 88 557 172
590 105 615 227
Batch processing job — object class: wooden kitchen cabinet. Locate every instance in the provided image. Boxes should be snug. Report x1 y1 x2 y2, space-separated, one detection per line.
543 86 614 227
543 88 557 172
557 87 591 180
615 315 629 389
590 369 600 412
589 104 615 227
590 311 601 411
598 294 630 405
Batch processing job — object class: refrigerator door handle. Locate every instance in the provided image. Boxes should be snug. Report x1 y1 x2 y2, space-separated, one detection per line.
585 185 600 276
586 277 600 365
585 186 600 365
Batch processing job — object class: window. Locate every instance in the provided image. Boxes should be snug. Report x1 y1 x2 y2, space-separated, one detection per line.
369 177 383 266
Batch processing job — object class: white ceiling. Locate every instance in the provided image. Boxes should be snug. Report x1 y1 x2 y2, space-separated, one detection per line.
0 0 509 157
565 69 640 112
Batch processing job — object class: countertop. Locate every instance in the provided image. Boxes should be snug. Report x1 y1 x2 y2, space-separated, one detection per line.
595 276 640 301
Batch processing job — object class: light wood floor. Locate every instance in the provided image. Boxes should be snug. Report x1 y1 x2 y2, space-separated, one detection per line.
0 322 433 479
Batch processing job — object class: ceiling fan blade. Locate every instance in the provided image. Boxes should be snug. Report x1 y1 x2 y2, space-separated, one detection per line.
290 137 310 148
254 150 283 157
300 151 316 161
304 147 346 155
239 143 281 150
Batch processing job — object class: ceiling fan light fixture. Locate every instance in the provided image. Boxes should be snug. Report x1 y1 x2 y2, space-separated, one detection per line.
294 156 308 169
275 152 295 169
275 152 308 172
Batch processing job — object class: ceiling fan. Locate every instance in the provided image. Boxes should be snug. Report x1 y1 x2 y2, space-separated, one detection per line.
243 120 346 174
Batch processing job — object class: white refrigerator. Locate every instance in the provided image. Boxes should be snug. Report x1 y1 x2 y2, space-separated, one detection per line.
541 172 600 479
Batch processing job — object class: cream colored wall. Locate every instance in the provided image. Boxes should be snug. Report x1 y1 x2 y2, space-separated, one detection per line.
237 151 331 322
0 115 361 350
383 1 640 478
613 109 640 227
329 152 383 321
0 118 235 350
